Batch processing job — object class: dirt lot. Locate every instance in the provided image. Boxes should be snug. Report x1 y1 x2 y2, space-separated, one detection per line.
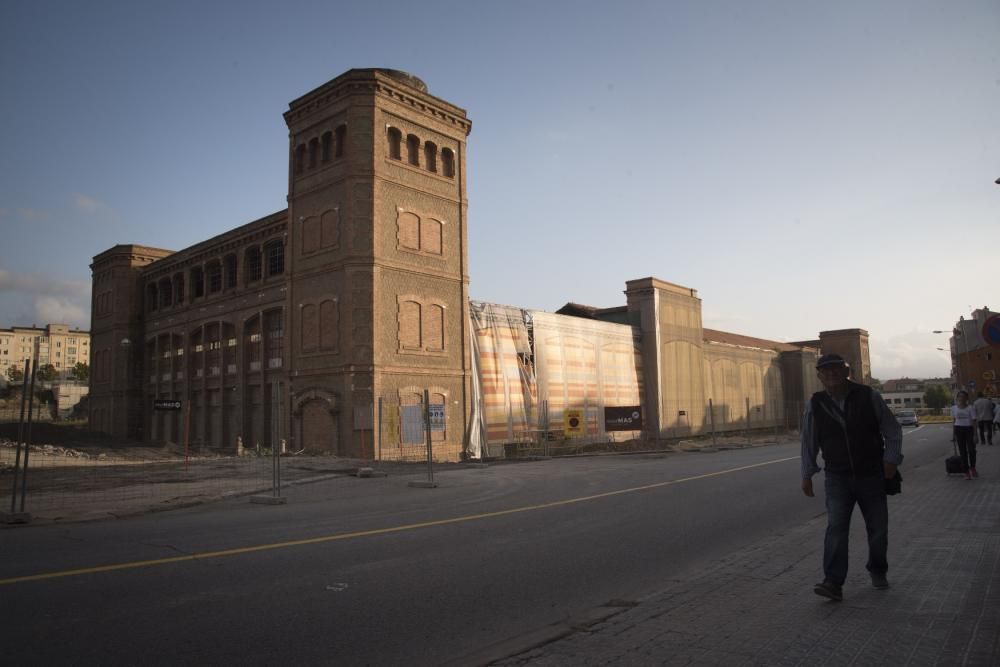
0 424 457 525
1 421 786 525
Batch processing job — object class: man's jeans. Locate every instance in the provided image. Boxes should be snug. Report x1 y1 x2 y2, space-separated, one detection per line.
977 420 993 445
823 471 888 586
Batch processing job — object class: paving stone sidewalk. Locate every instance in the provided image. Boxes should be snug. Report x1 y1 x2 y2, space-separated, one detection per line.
493 451 1000 666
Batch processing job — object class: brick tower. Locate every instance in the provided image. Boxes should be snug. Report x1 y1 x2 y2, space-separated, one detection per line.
283 69 473 458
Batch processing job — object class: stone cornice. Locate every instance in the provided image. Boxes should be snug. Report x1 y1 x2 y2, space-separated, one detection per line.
141 214 288 281
284 70 471 136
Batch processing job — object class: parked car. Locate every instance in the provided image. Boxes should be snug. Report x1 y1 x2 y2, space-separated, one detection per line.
896 410 919 427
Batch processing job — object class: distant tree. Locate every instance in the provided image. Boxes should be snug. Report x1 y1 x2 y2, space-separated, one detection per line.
924 385 951 414
36 363 58 383
72 362 90 382
6 365 24 384
869 378 883 391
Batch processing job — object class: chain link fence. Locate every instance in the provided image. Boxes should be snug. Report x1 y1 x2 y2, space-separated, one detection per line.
491 397 806 460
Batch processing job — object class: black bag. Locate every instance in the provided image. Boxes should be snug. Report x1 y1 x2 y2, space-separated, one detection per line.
946 455 966 475
884 470 903 495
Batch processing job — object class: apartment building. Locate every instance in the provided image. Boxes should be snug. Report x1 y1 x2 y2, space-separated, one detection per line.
0 323 91 375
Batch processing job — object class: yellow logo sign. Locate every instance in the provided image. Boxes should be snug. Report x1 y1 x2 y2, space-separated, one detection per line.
565 409 584 436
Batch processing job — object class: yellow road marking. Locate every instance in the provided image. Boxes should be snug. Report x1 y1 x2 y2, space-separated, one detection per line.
0 456 797 586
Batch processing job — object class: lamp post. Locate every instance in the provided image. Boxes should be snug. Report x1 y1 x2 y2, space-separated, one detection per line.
934 328 968 391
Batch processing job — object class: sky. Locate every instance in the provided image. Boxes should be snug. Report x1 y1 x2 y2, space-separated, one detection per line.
1 0 997 380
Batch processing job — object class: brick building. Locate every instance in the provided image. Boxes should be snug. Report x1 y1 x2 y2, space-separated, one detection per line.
90 68 870 459
89 69 472 457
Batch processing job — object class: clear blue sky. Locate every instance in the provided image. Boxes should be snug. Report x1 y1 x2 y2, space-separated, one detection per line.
1 0 998 379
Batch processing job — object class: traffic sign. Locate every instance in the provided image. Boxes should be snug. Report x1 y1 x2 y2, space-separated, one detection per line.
982 314 1000 348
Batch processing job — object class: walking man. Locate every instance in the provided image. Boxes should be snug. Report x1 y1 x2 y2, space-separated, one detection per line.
973 392 995 446
801 354 903 601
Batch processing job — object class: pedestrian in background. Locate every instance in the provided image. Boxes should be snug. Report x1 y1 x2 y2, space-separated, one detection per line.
801 353 903 602
973 392 995 446
952 391 978 479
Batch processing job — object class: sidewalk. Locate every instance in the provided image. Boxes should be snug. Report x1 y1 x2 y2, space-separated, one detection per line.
492 449 1000 665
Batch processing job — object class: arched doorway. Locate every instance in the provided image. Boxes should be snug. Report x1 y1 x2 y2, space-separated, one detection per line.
301 400 338 454
293 389 339 455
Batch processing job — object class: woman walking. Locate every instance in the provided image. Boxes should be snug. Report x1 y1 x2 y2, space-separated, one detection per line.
952 390 978 480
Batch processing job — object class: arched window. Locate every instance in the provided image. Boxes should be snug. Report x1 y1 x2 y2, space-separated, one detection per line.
191 266 205 298
265 241 284 277
441 148 455 178
320 299 338 351
265 309 284 368
206 260 222 293
301 304 318 352
406 134 420 166
320 209 339 248
308 138 319 168
387 127 402 160
398 212 420 250
244 315 262 372
424 142 437 173
245 247 262 283
173 274 185 304
224 254 238 289
421 218 443 255
321 131 332 163
301 216 319 254
430 391 447 441
335 124 346 158
399 300 421 349
147 283 158 312
159 278 172 308
190 328 204 378
424 304 444 351
294 144 306 175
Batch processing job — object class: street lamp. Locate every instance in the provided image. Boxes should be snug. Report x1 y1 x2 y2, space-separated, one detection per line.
934 328 969 390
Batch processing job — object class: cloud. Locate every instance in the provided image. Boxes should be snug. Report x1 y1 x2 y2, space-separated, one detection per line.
35 296 88 326
72 192 118 223
74 193 103 213
869 330 952 380
16 207 50 222
0 270 90 329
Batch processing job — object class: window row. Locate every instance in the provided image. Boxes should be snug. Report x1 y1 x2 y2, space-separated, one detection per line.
294 124 347 176
398 299 445 352
146 242 285 312
143 311 284 382
386 127 455 178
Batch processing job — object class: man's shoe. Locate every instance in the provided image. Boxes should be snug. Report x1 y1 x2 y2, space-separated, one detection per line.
971 467 979 478
814 580 843 601
965 472 973 480
870 572 889 589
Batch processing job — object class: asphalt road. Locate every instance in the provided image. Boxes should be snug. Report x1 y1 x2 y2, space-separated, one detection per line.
0 426 946 666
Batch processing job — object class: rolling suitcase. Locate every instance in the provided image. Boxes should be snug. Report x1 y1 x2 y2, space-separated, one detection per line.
946 455 966 475
946 437 966 475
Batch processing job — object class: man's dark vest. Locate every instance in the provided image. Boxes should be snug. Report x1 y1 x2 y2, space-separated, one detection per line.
810 381 884 477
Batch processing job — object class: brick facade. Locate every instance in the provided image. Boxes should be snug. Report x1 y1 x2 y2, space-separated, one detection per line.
90 70 473 458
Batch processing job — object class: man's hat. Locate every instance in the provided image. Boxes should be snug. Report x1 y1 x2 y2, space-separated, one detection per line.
816 353 848 369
